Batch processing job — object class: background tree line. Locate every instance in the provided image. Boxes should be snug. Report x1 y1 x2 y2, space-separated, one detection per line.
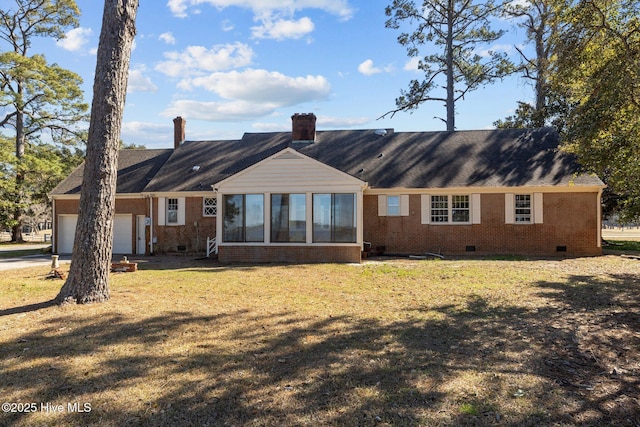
387 0 640 221
0 0 638 247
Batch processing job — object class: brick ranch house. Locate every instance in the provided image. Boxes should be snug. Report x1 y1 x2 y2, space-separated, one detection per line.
50 113 605 263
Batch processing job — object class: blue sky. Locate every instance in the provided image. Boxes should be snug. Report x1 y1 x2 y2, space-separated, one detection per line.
31 0 534 148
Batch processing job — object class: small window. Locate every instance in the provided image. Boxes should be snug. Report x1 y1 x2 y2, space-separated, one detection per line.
387 196 400 216
515 194 531 223
203 197 217 217
167 198 178 224
431 195 449 223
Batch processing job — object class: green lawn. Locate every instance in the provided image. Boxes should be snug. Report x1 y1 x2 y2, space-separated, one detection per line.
1 256 639 426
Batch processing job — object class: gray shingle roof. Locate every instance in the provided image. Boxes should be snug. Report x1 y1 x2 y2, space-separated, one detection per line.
50 149 173 195
51 128 604 195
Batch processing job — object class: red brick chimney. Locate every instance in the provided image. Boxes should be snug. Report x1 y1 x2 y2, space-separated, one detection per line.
173 116 185 149
291 113 316 142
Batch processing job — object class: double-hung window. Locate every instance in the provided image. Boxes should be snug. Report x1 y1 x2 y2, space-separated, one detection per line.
387 196 400 216
451 195 470 222
515 195 531 223
271 194 306 242
223 194 264 242
313 193 356 243
431 195 449 223
505 193 543 224
428 195 471 223
167 198 179 224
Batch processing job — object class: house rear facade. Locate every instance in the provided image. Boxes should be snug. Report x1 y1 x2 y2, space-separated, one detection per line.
50 114 605 262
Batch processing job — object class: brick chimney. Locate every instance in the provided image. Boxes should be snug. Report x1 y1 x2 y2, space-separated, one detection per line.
173 116 186 149
291 113 316 143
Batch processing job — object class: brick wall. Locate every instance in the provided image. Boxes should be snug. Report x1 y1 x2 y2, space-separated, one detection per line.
154 197 216 253
54 197 217 255
363 193 602 257
218 245 362 263
53 198 148 254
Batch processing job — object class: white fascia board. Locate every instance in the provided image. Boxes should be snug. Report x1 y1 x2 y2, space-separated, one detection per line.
141 191 213 198
51 193 147 200
364 185 606 195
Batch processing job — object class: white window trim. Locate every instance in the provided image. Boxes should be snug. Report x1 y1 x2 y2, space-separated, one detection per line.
203 196 217 217
505 193 543 224
378 194 409 216
158 196 185 226
421 194 479 225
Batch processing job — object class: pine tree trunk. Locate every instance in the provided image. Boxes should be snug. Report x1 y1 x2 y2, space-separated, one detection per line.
445 0 455 132
56 0 139 305
12 104 25 243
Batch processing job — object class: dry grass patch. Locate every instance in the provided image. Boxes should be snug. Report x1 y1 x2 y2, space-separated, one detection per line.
1 256 639 426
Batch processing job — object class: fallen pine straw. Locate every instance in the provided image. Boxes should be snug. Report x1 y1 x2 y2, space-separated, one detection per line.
0 255 639 426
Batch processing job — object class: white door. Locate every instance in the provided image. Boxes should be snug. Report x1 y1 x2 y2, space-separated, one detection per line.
136 215 146 255
113 215 132 254
58 215 78 254
57 214 132 254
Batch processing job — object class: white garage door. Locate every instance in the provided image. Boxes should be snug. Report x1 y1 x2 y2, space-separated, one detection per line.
58 215 78 254
57 214 132 254
112 215 133 254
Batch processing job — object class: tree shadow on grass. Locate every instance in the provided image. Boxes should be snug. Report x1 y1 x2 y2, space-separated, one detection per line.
1 272 639 426
0 300 56 316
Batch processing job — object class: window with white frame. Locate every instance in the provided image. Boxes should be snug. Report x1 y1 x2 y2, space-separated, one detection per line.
452 195 470 222
378 195 409 216
515 194 531 222
431 195 449 222
223 194 264 242
203 197 217 216
430 195 471 223
387 196 400 216
313 193 356 243
505 193 543 224
167 198 178 224
271 194 306 242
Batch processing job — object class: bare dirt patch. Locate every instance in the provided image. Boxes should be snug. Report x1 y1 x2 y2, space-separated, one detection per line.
0 255 639 426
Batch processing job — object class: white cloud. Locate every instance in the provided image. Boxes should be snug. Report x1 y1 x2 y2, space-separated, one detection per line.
122 121 170 136
163 69 331 122
222 20 234 32
252 121 289 132
155 42 254 77
251 114 370 132
316 115 370 128
120 121 173 147
251 16 314 40
163 99 278 122
56 27 93 52
128 66 158 93
476 44 514 58
358 59 380 76
180 69 331 106
404 57 420 71
358 59 394 76
167 0 355 21
159 32 176 45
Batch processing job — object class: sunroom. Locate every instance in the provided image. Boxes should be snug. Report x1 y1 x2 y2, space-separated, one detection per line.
214 148 367 263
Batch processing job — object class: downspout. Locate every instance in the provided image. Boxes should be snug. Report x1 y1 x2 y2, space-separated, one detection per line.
51 198 56 253
597 188 603 248
149 195 154 254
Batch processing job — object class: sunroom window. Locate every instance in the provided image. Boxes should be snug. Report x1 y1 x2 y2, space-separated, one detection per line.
223 194 264 242
313 193 356 243
271 194 306 242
